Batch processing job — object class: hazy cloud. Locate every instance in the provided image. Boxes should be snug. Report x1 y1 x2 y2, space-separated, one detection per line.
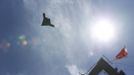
66 65 80 75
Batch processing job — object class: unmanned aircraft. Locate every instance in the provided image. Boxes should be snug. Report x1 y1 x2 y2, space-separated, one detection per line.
41 13 55 27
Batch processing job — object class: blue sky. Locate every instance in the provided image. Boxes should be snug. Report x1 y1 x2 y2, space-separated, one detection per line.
0 0 134 75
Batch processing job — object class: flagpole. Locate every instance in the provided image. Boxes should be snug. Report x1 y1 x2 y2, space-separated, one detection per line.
102 55 113 64
124 45 126 48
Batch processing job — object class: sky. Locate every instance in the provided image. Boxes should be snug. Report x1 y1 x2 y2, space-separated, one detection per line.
0 0 134 75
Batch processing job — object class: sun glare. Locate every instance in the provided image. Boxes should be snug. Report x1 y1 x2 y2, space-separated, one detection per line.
90 18 116 43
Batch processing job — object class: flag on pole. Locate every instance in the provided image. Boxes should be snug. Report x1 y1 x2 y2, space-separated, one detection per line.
116 47 128 60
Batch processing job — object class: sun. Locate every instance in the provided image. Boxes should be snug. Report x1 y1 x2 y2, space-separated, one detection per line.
90 17 116 43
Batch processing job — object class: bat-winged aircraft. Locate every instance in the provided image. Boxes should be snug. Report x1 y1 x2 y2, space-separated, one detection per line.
41 13 55 27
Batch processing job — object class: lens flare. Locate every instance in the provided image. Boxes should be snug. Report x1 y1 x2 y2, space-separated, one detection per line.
18 35 28 46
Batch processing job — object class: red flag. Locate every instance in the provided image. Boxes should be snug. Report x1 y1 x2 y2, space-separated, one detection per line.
116 47 128 60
